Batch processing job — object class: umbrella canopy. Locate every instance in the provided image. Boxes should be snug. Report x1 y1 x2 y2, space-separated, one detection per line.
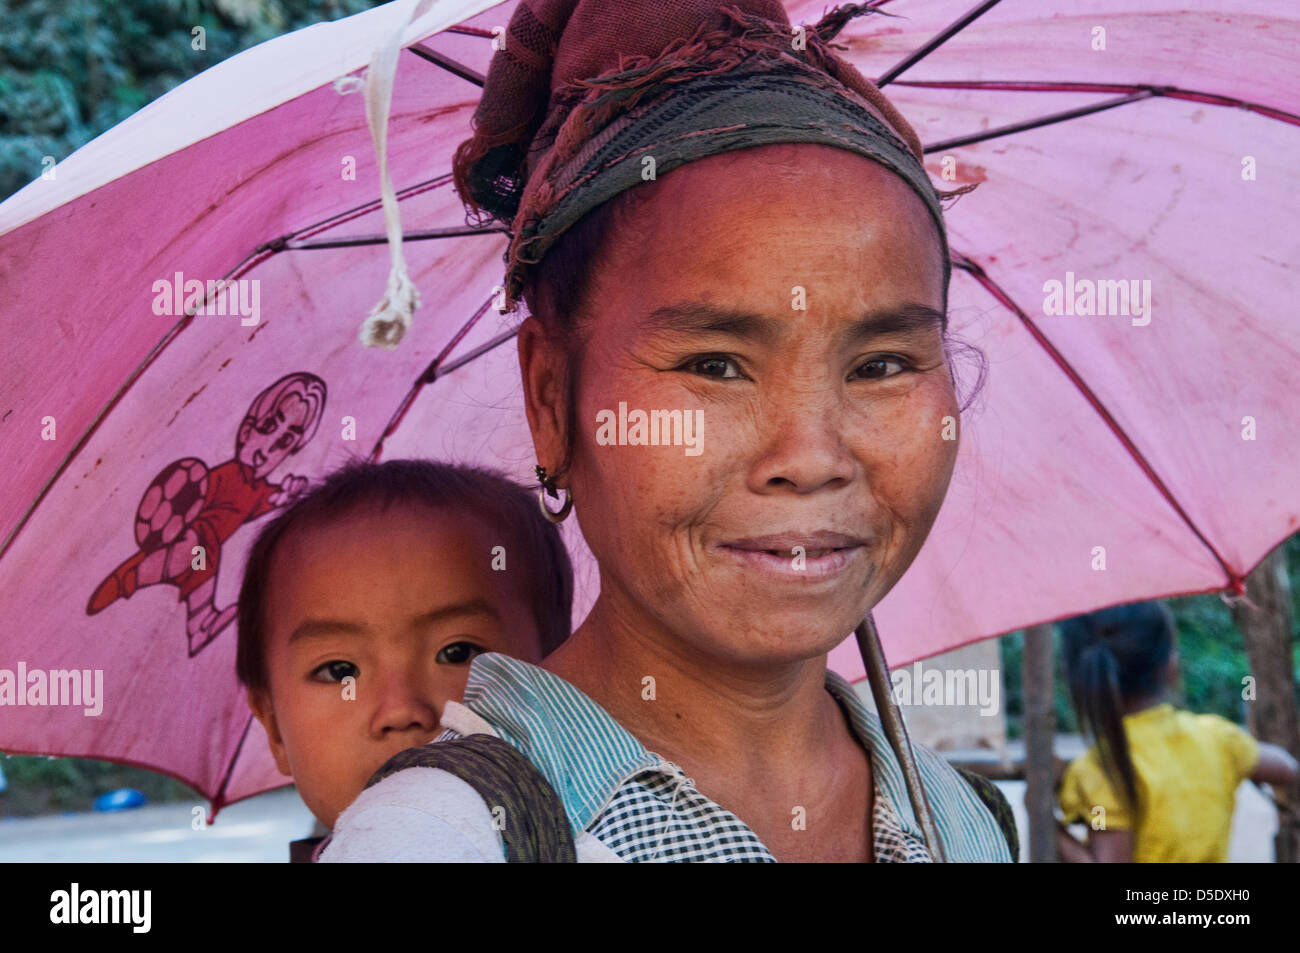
1 0 1297 813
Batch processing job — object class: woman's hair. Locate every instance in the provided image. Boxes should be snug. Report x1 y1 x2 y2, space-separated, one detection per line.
1060 601 1177 812
521 166 988 484
236 458 575 696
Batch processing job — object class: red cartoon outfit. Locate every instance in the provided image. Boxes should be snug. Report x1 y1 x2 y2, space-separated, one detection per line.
170 461 278 599
88 461 277 612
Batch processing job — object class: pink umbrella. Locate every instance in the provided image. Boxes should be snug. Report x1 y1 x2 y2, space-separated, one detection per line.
1 0 1297 819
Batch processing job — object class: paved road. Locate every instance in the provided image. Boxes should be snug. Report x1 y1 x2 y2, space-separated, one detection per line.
0 787 316 862
0 779 1280 862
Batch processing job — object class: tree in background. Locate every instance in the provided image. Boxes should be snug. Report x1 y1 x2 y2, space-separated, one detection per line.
0 0 379 201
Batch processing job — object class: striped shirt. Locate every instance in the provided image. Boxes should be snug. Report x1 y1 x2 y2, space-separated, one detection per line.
416 653 1010 863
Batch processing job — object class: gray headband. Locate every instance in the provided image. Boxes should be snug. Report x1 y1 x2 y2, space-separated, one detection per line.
501 56 950 309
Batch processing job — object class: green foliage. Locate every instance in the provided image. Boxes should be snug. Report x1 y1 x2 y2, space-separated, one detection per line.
0 751 198 817
0 0 380 201
1000 627 1079 740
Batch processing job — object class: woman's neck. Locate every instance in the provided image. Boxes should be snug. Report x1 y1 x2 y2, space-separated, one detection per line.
543 594 848 786
543 592 877 861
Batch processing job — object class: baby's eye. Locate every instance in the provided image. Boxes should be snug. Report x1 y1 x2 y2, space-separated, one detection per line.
850 356 909 381
312 660 358 683
436 641 485 665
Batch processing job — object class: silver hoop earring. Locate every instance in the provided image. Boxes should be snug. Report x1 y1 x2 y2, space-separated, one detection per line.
535 464 573 524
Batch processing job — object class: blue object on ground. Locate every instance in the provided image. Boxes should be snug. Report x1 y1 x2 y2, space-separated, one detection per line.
93 788 146 812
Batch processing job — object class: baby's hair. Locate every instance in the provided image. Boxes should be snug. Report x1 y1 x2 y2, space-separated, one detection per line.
236 458 574 696
1060 601 1176 813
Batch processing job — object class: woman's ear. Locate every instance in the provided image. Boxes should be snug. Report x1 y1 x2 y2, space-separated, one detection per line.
248 689 292 778
518 316 570 482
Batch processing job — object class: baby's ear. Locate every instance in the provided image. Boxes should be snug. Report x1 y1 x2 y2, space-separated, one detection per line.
248 689 292 778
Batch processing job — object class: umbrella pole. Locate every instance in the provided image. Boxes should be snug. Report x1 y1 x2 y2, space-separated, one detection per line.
855 615 948 863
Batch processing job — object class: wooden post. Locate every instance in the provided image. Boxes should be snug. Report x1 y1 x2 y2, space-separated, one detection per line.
1023 623 1057 862
1229 543 1300 863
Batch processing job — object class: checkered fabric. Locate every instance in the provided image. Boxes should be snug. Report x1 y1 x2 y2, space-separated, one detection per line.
579 764 933 863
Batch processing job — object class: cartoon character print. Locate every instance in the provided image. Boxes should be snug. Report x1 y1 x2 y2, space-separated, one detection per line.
87 372 327 657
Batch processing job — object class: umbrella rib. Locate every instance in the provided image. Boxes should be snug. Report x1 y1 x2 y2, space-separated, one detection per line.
367 325 520 462
432 325 520 378
950 251 1247 593
273 173 455 245
281 224 507 250
368 294 500 462
252 173 458 255
875 0 1004 88
406 42 486 88
209 712 256 823
923 89 1153 152
897 79 1300 128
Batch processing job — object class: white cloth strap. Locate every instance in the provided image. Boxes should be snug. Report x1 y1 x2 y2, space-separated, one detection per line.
439 699 501 738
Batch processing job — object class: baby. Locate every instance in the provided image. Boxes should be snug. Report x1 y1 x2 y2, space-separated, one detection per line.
234 459 574 859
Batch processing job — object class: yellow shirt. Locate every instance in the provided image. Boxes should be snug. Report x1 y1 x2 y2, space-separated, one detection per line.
1058 704 1260 863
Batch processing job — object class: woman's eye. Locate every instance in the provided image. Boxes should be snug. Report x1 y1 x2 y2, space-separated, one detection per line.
684 356 741 379
312 660 358 683
436 641 485 665
851 357 908 380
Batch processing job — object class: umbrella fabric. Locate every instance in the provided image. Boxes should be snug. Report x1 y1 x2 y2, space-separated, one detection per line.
1 0 1298 812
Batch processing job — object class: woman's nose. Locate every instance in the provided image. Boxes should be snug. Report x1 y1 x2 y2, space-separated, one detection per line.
746 380 857 494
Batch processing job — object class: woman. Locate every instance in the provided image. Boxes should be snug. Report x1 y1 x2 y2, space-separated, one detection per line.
322 0 1009 862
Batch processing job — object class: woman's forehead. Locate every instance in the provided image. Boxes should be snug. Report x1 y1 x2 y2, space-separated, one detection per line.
614 147 938 255
593 153 944 315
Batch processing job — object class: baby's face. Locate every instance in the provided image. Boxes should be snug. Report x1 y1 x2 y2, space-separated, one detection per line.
250 503 545 829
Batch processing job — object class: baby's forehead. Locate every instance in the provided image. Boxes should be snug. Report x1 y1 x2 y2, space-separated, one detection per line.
266 501 532 604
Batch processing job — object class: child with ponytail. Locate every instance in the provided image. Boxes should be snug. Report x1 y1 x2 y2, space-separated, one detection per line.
1056 601 1297 862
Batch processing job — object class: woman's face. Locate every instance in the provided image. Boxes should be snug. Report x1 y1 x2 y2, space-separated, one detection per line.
528 143 959 669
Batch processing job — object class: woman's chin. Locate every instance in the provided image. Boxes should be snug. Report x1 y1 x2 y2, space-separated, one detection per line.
695 609 861 668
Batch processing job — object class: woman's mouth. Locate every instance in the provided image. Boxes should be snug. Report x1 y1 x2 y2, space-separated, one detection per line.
714 532 870 582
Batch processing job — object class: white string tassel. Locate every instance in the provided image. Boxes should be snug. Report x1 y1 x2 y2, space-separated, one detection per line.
362 265 422 350
356 0 435 350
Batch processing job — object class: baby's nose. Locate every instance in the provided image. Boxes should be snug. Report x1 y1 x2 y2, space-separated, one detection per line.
370 681 441 737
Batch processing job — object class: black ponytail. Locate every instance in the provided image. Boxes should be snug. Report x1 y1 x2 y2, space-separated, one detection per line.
1060 602 1175 815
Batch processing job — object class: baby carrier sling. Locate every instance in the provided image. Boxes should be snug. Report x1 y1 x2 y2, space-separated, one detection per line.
295 736 1019 862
